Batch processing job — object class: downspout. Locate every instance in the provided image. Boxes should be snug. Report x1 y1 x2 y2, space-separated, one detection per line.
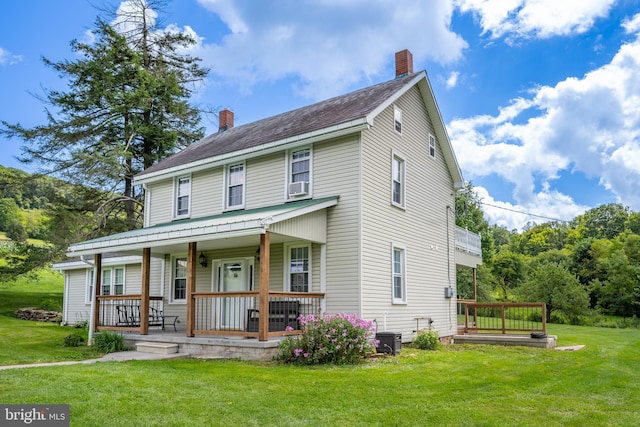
80 255 96 344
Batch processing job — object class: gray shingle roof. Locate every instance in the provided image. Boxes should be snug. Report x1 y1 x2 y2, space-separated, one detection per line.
137 72 421 177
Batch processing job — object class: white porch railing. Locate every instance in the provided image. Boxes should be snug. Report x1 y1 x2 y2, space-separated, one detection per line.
455 226 482 257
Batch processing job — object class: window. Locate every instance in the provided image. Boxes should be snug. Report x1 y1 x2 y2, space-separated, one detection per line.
429 134 436 158
226 163 245 209
288 148 311 197
392 245 406 303
86 269 94 303
173 257 187 302
394 106 402 134
100 267 125 296
286 244 310 292
391 152 405 208
175 176 191 218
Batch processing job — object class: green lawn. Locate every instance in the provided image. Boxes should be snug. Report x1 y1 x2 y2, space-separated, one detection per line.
1 275 639 426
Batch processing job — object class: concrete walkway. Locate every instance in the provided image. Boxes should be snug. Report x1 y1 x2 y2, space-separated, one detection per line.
0 351 188 371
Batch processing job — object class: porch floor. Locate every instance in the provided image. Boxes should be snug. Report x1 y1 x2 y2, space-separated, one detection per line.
121 329 285 361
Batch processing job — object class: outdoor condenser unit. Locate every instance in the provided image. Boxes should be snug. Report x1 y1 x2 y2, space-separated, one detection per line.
375 332 402 355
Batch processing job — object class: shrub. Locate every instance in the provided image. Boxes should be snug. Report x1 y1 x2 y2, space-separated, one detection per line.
74 320 89 329
412 329 440 350
92 331 130 353
275 313 377 365
63 332 86 347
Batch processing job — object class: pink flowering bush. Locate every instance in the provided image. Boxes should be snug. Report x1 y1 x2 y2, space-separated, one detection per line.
275 313 378 365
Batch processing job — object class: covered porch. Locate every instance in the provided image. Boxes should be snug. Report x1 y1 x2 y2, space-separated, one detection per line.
66 197 339 343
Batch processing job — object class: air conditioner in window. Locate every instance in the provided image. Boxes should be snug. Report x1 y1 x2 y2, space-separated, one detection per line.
289 181 309 196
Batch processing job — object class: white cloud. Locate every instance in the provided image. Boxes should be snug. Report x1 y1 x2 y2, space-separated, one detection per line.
449 20 640 226
473 186 588 231
446 71 460 89
0 47 23 66
455 0 616 40
194 0 468 99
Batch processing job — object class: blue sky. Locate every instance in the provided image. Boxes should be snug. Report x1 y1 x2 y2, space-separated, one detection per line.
1 0 639 230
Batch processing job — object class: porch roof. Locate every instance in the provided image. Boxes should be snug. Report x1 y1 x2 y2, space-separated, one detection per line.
66 196 339 257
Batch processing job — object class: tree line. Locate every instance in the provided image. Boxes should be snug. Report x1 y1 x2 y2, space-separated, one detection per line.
456 183 640 324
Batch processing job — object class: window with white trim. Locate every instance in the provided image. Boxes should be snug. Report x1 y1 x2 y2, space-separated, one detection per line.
391 152 405 208
174 176 191 218
286 244 311 292
100 267 125 296
288 148 311 198
429 134 436 158
392 245 406 303
172 256 188 302
226 162 245 209
86 269 94 304
394 106 402 134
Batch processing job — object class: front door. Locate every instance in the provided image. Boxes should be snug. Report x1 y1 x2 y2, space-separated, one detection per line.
213 259 252 330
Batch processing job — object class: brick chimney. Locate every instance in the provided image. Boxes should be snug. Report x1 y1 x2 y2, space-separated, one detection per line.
395 49 413 78
218 108 234 132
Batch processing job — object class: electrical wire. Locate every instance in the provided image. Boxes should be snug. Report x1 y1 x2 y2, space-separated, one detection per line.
479 202 570 223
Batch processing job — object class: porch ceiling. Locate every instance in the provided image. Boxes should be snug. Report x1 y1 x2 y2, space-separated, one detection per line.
66 196 339 257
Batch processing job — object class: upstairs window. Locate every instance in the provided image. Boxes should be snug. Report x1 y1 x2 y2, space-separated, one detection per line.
391 152 405 208
226 163 245 209
429 134 436 158
175 176 191 218
394 106 402 134
288 148 311 198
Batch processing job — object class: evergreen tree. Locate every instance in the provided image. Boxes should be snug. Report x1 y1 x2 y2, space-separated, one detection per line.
1 0 207 231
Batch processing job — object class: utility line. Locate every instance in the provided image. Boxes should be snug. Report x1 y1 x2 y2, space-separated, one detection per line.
480 202 570 223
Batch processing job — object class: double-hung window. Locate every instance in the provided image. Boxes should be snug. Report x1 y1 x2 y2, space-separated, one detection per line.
288 148 311 197
175 176 191 218
226 162 245 209
391 152 405 208
100 267 125 296
429 134 436 158
172 257 187 302
286 244 310 292
86 270 94 303
394 106 402 134
392 245 406 303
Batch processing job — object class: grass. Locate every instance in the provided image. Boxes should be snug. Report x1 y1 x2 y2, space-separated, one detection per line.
1 275 639 426
0 270 102 365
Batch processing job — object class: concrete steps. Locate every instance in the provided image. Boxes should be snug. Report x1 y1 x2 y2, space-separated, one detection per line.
135 342 179 354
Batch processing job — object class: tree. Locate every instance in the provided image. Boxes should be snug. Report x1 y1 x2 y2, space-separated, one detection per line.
572 203 630 240
519 262 590 323
491 250 527 300
1 0 207 231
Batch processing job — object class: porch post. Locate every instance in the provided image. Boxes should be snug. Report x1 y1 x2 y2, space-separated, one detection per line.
472 267 477 302
140 248 151 335
258 231 270 341
186 242 197 337
92 253 102 334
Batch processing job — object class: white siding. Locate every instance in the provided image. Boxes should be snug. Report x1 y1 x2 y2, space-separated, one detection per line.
146 178 173 226
245 153 286 208
361 86 457 339
63 269 91 324
313 135 361 314
191 168 223 218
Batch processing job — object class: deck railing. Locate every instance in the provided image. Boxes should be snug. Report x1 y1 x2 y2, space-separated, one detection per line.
458 301 546 334
455 226 482 256
95 295 163 331
192 291 324 338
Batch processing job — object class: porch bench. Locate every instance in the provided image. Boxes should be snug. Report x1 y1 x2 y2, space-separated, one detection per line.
115 305 178 331
246 301 300 332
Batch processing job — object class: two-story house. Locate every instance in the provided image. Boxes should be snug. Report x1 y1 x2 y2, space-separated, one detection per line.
55 50 482 358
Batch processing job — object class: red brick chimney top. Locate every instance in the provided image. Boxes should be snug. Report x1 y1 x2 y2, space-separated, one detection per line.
395 49 413 77
219 108 234 132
